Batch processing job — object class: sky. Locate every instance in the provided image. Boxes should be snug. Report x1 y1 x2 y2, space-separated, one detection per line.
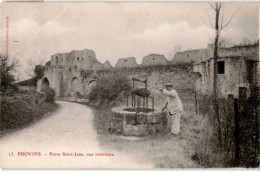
0 2 258 80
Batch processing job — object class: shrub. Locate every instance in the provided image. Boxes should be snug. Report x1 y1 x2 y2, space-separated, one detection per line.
192 117 226 167
194 94 236 167
0 55 19 94
1 92 58 137
88 72 131 107
42 87 55 103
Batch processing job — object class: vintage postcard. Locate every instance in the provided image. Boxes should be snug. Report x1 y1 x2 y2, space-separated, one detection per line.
0 1 259 169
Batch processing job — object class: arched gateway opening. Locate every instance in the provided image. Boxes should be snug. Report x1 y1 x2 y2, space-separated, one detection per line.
70 77 81 96
86 80 97 95
41 77 50 91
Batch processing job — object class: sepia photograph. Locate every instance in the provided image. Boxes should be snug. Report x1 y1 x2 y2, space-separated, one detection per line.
0 1 259 169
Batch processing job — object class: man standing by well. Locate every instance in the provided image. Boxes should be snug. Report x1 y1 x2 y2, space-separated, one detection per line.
152 83 183 135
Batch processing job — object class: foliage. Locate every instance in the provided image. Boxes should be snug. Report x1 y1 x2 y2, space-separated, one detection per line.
0 55 19 93
194 94 236 167
88 72 131 107
32 65 46 86
34 65 46 80
15 65 46 87
25 57 46 78
81 69 94 79
1 91 58 137
202 2 240 164
15 78 35 86
192 117 226 167
42 87 56 103
45 61 51 66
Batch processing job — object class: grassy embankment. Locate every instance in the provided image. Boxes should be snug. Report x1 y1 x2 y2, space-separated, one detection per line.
1 89 58 137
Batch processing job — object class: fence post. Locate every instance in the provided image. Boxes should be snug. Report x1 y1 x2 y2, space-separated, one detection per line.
239 87 247 112
127 95 128 107
250 86 260 167
143 96 145 110
195 91 198 114
234 98 240 166
228 94 234 102
152 97 154 111
131 93 133 107
227 94 235 165
234 87 247 167
253 87 259 166
146 96 148 111
228 94 234 115
228 94 234 117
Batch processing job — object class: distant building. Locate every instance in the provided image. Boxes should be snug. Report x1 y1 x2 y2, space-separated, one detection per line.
51 49 104 70
142 54 168 66
38 49 173 97
173 48 210 64
38 49 104 97
176 44 259 98
103 60 113 69
114 57 139 68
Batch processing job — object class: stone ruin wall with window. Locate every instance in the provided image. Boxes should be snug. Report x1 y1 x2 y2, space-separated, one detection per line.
186 44 259 98
37 49 102 97
37 49 201 98
173 48 210 64
114 57 140 68
141 54 169 66
50 49 104 70
37 45 259 99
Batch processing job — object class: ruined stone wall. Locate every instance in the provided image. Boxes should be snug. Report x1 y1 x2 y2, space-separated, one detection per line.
103 60 113 69
38 48 106 97
142 54 168 66
37 65 98 97
114 57 139 68
194 57 251 98
98 64 198 91
174 44 258 64
173 49 210 64
176 44 258 98
39 45 258 98
218 44 258 60
37 63 199 98
50 49 104 70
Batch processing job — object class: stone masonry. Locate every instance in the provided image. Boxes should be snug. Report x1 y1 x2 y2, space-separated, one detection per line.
142 54 168 66
111 106 168 136
37 43 258 99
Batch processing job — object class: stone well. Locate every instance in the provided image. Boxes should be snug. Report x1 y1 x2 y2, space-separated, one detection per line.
111 106 168 136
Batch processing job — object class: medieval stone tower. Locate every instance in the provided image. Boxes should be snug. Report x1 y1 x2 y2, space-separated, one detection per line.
37 49 103 97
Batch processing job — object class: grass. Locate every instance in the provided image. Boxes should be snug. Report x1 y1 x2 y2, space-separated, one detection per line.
91 91 203 168
192 94 238 167
0 90 58 137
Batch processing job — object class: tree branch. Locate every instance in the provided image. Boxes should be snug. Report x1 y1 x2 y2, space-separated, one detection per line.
208 2 216 10
208 31 214 43
206 10 214 28
201 15 214 29
220 6 225 29
218 2 222 11
221 5 242 30
26 58 46 77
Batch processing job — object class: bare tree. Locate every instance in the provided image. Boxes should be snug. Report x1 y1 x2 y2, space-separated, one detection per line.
25 58 46 78
204 2 241 149
0 55 19 92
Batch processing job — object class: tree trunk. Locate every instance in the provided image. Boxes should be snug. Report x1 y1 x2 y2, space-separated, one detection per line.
213 4 223 149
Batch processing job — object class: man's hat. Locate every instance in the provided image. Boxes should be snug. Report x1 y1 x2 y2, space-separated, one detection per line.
165 83 173 87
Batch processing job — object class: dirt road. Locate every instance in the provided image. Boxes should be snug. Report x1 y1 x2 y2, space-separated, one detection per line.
0 101 153 169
